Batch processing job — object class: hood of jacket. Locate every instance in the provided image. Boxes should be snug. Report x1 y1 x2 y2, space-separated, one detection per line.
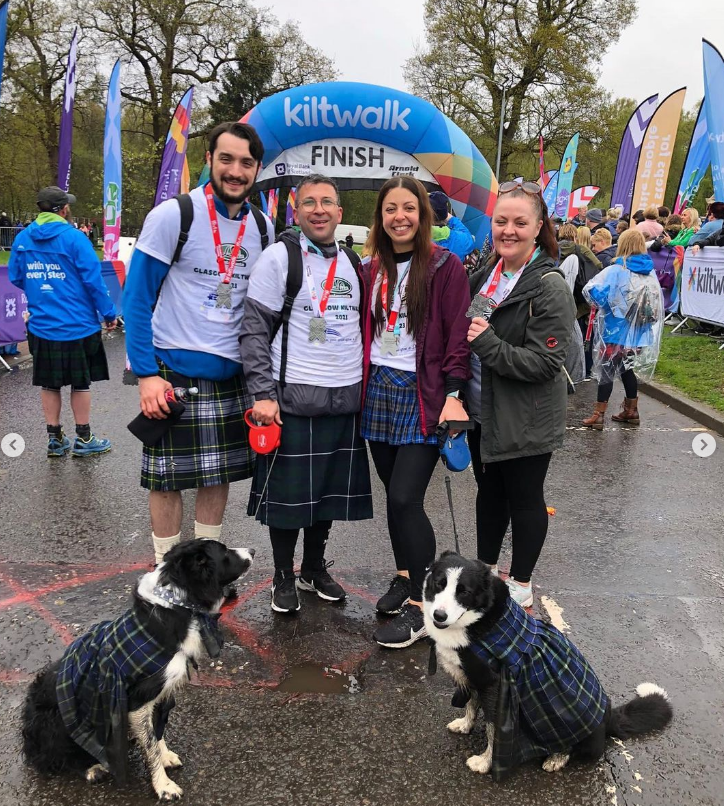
612 253 654 274
25 214 70 242
431 224 451 243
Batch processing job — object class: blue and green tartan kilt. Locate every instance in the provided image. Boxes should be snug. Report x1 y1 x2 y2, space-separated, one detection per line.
28 330 109 389
141 365 254 492
361 364 438 446
248 412 373 529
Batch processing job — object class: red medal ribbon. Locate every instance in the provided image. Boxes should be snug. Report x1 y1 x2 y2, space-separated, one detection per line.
205 183 248 285
380 263 411 332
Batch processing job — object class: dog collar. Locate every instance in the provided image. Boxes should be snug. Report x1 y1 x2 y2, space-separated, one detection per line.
151 585 224 659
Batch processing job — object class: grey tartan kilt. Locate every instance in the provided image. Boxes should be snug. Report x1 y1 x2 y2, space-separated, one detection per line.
141 366 254 492
248 412 373 529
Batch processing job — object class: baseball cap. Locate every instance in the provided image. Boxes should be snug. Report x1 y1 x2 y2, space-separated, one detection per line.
428 191 449 221
585 208 603 223
37 186 77 211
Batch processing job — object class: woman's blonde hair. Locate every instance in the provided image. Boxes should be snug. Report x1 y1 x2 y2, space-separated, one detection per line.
557 223 577 241
684 207 701 229
643 204 659 220
615 229 647 260
575 226 592 249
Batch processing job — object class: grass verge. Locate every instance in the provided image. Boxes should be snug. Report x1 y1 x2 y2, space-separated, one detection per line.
654 327 724 412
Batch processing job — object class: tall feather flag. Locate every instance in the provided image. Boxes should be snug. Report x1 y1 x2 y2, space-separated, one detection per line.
673 99 709 214
538 136 545 185
554 134 580 218
610 94 659 213
285 187 296 226
567 186 600 219
0 1 9 107
57 27 78 191
702 40 724 202
542 170 559 212
267 188 279 224
154 87 194 207
258 191 268 215
103 59 122 261
630 88 686 214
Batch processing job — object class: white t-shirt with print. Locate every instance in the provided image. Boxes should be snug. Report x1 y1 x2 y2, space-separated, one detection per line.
246 240 363 387
369 260 416 372
134 185 274 364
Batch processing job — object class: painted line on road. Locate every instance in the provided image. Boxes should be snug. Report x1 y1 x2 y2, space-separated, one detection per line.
0 569 76 645
540 595 570 633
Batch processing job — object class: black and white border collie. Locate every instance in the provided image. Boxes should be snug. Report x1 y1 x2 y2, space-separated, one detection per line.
423 551 673 778
22 540 254 801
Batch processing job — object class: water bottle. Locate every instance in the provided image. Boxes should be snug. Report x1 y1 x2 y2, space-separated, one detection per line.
165 386 199 404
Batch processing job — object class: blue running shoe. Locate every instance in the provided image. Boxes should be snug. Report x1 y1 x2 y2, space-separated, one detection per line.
47 434 71 457
72 434 112 457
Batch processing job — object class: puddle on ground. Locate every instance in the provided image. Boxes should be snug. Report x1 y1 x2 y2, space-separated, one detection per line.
275 663 361 694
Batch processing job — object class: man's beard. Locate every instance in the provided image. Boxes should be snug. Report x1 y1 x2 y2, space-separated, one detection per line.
209 172 250 207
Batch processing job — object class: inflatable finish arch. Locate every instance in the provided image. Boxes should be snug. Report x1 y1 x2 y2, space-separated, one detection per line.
241 82 498 247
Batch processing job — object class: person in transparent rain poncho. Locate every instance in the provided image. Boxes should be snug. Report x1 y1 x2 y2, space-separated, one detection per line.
580 229 664 430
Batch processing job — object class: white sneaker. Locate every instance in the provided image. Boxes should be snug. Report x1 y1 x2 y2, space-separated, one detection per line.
506 578 533 608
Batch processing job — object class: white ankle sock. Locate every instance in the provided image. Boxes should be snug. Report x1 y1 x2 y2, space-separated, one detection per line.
153 532 181 565
194 521 222 541
489 564 499 577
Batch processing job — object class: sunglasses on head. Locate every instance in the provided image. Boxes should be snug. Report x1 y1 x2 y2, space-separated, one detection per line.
499 180 542 196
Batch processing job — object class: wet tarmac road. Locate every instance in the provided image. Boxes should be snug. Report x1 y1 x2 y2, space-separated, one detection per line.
1 333 722 806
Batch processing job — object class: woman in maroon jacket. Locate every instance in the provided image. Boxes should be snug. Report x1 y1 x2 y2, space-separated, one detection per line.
361 176 470 649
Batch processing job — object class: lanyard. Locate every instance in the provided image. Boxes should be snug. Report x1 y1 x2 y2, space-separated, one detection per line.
205 183 248 285
479 247 539 304
380 260 411 332
299 232 338 318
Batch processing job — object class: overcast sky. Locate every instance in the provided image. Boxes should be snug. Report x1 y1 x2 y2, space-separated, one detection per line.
266 0 719 111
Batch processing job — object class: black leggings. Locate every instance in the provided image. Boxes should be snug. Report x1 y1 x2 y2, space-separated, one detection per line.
597 351 638 403
269 521 332 575
368 441 440 601
470 423 551 583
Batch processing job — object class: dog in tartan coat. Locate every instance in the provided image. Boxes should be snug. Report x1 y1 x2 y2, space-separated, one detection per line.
424 551 673 780
22 540 254 800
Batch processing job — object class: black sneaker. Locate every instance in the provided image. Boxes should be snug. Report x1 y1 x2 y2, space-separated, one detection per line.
373 603 427 649
376 575 411 615
271 570 300 613
297 560 346 602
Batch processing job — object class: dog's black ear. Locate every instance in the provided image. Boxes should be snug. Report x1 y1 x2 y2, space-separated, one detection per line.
440 549 459 559
472 559 491 574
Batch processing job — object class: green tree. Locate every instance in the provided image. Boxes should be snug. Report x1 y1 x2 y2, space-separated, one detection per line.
405 0 637 180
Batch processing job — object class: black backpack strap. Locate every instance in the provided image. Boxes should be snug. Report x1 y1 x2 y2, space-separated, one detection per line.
248 203 270 251
172 193 194 265
271 237 304 388
340 244 361 270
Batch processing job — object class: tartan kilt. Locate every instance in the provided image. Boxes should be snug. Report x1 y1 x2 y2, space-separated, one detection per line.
141 365 254 492
248 412 373 528
28 330 109 388
361 364 438 446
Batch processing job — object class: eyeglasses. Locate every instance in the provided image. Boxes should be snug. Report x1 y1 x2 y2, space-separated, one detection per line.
499 181 542 196
298 197 339 211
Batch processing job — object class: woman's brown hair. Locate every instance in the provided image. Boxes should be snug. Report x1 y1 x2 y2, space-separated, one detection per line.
369 177 434 337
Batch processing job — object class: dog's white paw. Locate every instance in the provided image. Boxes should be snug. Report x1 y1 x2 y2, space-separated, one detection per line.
542 752 570 772
161 749 183 769
447 716 474 734
466 753 492 774
85 763 109 783
156 779 183 800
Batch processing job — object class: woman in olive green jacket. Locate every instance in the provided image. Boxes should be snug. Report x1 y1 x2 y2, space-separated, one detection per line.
466 182 576 608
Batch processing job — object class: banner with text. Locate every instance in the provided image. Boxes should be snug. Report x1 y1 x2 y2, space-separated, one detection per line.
610 94 659 213
103 59 122 261
0 1 9 107
681 246 724 326
0 266 28 345
630 88 686 214
154 87 194 207
674 98 709 214
567 186 600 218
57 27 78 191
703 40 724 202
554 133 579 218
542 170 559 212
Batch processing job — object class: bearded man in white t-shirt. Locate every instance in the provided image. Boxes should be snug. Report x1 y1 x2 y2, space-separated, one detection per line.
124 121 274 567
240 174 373 614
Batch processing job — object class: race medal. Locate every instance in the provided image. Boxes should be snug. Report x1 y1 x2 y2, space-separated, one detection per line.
380 329 398 356
309 316 327 343
215 282 233 309
466 294 493 320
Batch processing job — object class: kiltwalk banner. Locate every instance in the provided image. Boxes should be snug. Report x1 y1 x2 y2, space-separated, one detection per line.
702 40 724 202
57 27 78 192
673 99 709 214
681 247 724 326
103 59 122 261
554 133 579 218
0 266 28 345
610 94 658 213
630 88 686 215
154 87 194 207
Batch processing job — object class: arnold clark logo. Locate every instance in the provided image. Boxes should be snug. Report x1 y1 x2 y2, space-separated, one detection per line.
284 96 411 132
322 277 353 296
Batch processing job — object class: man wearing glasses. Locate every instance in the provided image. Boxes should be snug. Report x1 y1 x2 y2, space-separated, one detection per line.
240 174 373 614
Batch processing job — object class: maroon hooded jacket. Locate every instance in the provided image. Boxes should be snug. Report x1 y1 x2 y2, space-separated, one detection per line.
362 245 471 436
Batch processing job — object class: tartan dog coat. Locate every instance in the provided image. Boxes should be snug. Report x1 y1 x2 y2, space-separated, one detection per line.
468 598 609 780
55 603 223 782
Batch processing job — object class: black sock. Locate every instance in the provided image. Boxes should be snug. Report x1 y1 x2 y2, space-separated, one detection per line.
47 424 62 438
76 423 91 440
